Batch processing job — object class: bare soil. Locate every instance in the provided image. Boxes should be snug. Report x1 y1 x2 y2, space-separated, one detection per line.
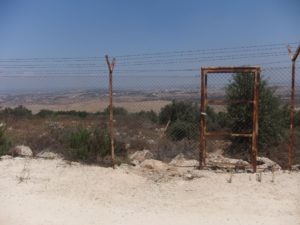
0 157 299 225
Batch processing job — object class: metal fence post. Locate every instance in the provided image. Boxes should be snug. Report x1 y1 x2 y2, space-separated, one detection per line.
199 68 206 169
287 44 300 170
105 55 116 168
251 69 260 172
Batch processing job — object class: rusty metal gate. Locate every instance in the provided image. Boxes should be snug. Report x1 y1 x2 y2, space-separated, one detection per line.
199 67 260 172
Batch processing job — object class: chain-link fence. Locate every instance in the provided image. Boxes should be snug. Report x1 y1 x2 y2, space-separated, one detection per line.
260 66 299 168
0 57 298 169
107 65 299 169
108 74 201 162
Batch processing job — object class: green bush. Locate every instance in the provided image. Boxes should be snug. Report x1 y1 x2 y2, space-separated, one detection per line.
69 128 92 161
69 128 123 162
36 109 55 118
167 120 197 141
89 129 111 157
135 110 158 123
159 100 199 125
216 111 231 129
206 106 221 131
0 125 12 156
295 110 300 127
37 109 89 118
104 106 128 116
77 111 88 118
159 101 199 140
70 129 91 149
56 110 89 118
1 105 32 117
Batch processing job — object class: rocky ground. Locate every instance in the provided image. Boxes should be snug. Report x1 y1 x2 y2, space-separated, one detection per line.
0 152 299 225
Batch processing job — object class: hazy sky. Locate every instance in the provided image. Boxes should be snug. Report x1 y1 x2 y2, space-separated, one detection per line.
0 0 299 92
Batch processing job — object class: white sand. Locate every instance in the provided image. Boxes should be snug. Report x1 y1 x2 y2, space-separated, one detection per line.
0 157 299 225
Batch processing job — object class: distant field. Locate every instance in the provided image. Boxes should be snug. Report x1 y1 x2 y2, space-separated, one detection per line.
0 87 296 114
5 99 171 114
0 90 180 113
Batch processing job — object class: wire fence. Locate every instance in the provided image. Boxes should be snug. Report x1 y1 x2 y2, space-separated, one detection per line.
2 67 300 166
0 66 298 168
0 42 299 169
99 65 298 169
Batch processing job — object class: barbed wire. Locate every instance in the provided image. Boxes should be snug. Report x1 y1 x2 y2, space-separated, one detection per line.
0 47 291 63
0 41 298 62
0 53 290 70
0 66 293 78
0 41 297 80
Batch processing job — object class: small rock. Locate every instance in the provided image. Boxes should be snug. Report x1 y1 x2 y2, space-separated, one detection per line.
129 149 153 164
9 145 33 157
130 159 140 166
183 173 194 180
168 169 180 177
190 170 206 178
71 162 80 166
291 164 300 171
140 159 169 171
208 155 249 167
0 155 13 160
147 139 155 144
169 153 198 167
36 151 60 159
257 157 281 171
102 155 112 164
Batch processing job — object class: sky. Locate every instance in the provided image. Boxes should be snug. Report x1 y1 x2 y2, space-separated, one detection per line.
0 0 299 92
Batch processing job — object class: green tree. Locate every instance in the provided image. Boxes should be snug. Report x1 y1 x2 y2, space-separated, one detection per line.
226 73 288 153
159 101 199 140
159 100 199 124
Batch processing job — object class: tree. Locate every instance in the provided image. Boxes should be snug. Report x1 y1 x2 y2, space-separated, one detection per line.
226 73 289 154
159 101 224 140
159 100 199 125
159 101 199 140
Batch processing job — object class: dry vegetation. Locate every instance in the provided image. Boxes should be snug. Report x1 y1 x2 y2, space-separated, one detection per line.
1 85 300 167
1 105 299 168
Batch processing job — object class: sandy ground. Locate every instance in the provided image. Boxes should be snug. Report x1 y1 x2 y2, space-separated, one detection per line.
0 157 299 225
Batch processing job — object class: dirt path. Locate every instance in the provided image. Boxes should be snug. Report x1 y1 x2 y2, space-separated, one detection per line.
0 157 299 225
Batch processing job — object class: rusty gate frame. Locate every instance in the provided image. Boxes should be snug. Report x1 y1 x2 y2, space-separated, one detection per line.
199 66 260 172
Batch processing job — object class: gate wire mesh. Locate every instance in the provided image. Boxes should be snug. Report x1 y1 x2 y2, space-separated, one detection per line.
204 71 256 167
110 65 299 168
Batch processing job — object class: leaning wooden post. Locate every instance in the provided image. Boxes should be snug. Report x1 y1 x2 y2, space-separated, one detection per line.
105 55 116 168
